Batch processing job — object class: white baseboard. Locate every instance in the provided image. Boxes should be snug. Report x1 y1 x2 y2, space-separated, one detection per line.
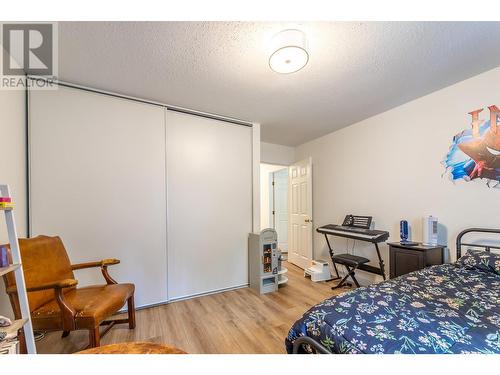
118 283 250 313
168 284 249 303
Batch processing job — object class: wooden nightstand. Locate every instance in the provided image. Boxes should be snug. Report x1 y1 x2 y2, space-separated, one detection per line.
388 242 445 278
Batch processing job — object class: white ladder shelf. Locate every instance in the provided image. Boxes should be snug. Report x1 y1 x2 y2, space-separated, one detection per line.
0 184 36 354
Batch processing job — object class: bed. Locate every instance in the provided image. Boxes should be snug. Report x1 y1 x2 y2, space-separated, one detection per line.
286 228 500 354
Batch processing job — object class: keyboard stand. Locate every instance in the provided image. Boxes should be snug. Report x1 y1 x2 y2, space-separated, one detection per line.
322 233 387 281
323 233 341 280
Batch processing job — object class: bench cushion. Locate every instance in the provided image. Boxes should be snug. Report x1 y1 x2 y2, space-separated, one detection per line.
332 253 370 266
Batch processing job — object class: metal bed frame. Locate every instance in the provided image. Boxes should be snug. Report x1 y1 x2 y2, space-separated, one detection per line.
456 227 500 258
291 336 332 354
291 227 500 354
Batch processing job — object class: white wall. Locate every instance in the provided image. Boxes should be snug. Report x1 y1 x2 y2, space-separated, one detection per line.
0 88 26 318
261 142 295 166
260 163 287 230
295 66 500 284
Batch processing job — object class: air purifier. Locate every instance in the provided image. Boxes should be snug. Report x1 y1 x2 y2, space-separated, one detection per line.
400 220 409 242
422 216 438 246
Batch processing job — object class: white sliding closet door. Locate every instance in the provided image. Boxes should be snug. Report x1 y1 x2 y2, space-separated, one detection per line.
166 110 252 300
29 86 167 307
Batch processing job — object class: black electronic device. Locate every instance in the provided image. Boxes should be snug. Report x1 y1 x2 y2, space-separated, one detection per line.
341 214 372 229
342 214 354 226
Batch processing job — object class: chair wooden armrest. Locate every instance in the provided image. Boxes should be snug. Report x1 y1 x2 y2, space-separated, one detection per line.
7 278 78 332
6 278 78 294
71 258 120 285
71 258 120 270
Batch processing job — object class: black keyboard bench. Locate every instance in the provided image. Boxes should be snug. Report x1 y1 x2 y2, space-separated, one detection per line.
331 253 370 289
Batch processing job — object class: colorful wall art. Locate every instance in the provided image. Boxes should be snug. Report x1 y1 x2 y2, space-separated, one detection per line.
443 105 500 188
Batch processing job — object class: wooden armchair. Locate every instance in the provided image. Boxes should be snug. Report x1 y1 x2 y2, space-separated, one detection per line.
2 235 136 351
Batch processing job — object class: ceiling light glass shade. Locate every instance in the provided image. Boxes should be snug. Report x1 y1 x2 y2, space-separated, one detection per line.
269 29 309 74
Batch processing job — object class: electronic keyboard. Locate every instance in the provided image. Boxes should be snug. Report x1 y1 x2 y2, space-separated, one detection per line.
318 216 389 281
316 224 389 243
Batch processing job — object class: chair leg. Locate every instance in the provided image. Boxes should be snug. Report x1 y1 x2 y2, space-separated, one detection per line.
89 327 100 348
127 295 136 329
18 328 27 354
332 266 352 289
61 330 70 338
332 265 361 289
351 270 361 288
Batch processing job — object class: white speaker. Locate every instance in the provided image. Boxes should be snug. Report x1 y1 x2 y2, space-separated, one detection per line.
422 216 438 246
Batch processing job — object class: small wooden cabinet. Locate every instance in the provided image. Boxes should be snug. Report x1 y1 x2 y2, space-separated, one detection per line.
388 242 445 278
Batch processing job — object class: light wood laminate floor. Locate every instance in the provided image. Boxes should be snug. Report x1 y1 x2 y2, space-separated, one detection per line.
35 262 349 354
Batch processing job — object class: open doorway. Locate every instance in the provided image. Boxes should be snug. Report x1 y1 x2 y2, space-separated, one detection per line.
260 163 289 258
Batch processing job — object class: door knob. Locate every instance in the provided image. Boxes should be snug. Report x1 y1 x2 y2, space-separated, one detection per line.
305 219 312 223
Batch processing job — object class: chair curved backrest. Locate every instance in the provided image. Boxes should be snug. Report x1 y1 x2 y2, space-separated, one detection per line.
3 235 76 315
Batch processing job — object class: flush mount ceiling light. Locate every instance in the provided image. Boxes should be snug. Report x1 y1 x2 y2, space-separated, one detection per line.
269 29 309 74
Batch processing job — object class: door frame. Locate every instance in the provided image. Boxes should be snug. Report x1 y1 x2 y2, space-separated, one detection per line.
269 172 275 228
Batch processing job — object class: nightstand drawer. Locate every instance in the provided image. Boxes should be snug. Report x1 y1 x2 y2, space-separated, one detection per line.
391 248 424 278
388 242 444 278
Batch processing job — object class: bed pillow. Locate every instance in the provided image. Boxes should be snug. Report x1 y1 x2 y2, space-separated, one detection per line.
456 250 500 275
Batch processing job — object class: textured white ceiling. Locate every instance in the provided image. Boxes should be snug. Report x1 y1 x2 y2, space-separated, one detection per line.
56 21 500 146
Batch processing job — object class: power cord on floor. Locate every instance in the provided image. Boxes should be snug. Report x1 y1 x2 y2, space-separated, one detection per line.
34 331 45 341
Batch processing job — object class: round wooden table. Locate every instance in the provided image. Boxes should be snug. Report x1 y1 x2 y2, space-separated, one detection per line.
77 342 187 354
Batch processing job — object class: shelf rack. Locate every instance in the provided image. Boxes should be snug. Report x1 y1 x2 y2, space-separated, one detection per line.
278 267 288 285
0 184 37 354
1 318 28 340
0 264 21 277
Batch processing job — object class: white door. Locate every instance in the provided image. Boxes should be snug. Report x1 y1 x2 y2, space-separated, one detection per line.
272 168 288 252
288 158 313 269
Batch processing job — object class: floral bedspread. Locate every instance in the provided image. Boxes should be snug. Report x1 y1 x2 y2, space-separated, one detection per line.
286 263 500 354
